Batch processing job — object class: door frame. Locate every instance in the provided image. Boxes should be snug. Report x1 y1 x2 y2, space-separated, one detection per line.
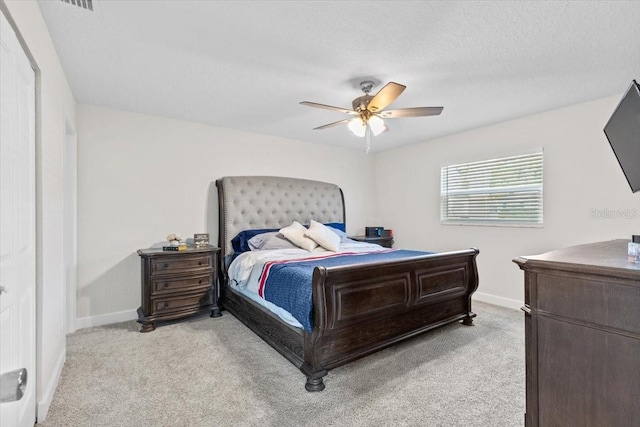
64 118 77 334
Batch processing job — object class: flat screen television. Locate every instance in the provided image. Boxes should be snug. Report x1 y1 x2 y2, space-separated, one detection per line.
603 80 640 193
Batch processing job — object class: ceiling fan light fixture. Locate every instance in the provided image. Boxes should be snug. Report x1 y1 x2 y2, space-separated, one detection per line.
348 117 366 137
301 80 443 151
368 115 385 136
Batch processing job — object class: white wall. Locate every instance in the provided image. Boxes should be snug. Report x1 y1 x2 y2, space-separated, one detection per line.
76 104 376 322
374 96 640 308
77 96 640 319
2 0 76 420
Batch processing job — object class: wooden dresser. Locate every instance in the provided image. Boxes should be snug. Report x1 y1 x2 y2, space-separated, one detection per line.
137 246 220 332
514 240 640 426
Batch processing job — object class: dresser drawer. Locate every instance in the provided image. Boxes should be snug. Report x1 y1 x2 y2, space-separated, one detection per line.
151 254 212 275
537 272 640 334
151 273 212 295
152 291 211 315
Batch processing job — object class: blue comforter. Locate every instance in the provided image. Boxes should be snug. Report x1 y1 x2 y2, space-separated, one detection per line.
259 250 432 332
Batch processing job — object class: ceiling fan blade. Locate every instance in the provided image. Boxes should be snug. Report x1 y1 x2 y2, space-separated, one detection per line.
379 106 444 118
367 82 406 112
313 118 351 130
300 101 357 115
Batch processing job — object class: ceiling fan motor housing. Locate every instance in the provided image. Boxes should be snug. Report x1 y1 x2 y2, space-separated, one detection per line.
352 95 373 115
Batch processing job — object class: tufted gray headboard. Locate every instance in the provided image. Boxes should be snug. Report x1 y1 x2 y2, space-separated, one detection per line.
216 176 345 267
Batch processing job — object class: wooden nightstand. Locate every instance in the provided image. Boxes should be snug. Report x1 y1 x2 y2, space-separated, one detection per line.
137 246 220 332
349 235 394 248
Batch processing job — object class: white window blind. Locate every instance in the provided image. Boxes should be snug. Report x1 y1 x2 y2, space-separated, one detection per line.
441 151 543 226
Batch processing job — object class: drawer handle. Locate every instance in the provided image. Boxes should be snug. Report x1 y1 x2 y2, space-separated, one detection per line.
163 263 169 268
163 302 169 308
521 306 531 315
198 261 202 266
198 279 202 284
164 283 169 288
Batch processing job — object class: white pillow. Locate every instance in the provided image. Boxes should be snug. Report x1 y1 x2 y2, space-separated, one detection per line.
305 220 341 251
279 221 318 252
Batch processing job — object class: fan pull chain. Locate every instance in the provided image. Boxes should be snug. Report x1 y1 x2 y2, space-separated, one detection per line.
365 126 371 154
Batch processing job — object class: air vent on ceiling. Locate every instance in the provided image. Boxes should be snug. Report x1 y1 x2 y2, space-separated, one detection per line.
61 0 93 11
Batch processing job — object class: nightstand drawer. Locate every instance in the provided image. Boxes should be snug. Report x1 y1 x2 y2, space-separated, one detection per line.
151 273 212 295
151 254 211 275
152 291 211 315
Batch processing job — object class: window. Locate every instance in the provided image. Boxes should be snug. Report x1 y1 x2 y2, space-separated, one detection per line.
440 151 543 226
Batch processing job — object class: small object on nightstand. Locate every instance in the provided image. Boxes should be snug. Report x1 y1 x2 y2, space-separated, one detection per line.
365 226 384 237
165 233 186 250
194 233 209 247
137 246 221 332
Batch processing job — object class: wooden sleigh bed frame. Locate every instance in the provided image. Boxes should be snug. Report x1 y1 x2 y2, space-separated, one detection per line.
216 176 479 391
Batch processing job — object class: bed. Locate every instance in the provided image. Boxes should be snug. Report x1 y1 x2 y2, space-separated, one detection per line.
216 176 479 391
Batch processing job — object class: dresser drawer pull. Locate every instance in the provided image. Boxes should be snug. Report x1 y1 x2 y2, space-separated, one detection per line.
164 283 169 288
198 261 202 266
163 302 169 308
521 306 531 315
198 279 202 284
163 263 169 268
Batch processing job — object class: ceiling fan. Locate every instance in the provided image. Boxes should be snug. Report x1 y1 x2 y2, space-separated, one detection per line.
300 81 443 152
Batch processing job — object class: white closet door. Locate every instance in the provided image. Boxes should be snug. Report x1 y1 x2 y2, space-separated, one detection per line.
0 10 36 427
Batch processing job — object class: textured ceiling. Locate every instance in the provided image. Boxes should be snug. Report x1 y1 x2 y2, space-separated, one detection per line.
37 0 640 152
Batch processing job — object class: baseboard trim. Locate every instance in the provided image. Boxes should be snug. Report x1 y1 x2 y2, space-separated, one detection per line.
473 292 522 311
37 347 65 422
76 308 138 330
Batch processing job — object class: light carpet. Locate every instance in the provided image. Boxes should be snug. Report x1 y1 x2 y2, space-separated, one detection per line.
38 301 525 427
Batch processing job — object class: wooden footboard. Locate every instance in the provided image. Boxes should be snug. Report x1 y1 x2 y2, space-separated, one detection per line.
301 248 479 391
